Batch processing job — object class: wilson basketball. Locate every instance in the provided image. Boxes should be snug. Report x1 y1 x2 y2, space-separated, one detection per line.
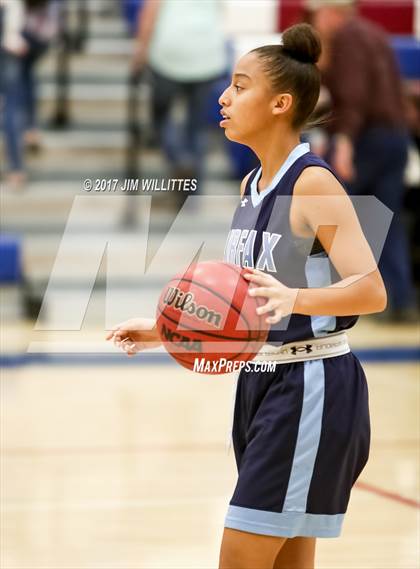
156 261 269 374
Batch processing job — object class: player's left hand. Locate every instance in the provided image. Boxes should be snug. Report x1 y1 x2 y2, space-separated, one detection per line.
243 268 298 324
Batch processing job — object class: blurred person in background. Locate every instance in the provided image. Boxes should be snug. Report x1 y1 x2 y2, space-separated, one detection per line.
132 0 227 206
0 0 27 189
0 0 58 189
21 0 59 151
309 0 417 322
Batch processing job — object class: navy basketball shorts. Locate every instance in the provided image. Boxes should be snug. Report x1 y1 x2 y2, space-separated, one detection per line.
224 352 370 538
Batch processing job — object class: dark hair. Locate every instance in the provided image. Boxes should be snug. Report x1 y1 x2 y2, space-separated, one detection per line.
251 23 322 129
24 0 49 8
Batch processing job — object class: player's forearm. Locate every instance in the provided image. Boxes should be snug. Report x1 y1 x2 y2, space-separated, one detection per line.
135 0 160 54
294 272 387 316
143 318 161 343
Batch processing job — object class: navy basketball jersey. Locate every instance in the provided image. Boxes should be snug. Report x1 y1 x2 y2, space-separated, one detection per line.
224 142 358 345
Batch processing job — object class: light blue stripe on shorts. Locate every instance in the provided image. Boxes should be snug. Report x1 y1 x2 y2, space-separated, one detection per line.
283 359 325 511
225 506 344 538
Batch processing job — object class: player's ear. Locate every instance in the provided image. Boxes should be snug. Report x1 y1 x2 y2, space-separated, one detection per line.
272 93 293 116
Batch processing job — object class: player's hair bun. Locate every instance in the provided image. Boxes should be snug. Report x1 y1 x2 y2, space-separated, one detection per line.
281 23 321 65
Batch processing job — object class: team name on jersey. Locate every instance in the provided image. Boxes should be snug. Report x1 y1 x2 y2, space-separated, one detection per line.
224 229 282 272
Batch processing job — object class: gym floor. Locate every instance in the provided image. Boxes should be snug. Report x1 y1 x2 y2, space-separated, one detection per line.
1 319 418 569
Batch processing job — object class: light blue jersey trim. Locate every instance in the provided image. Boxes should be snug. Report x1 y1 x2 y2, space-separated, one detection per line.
225 506 344 538
283 359 325 511
250 142 310 208
305 252 337 337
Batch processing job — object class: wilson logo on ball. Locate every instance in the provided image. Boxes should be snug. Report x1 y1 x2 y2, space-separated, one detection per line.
163 287 223 328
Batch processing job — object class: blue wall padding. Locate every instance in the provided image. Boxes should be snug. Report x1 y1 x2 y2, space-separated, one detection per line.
392 37 420 80
0 235 22 283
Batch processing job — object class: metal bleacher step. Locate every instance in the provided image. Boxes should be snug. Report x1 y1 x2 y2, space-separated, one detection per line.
19 131 233 182
22 155 233 184
30 129 131 150
87 15 129 40
84 36 133 57
7 199 237 312
39 81 138 103
22 226 233 283
38 52 130 84
1 178 239 231
26 146 129 175
39 98 127 123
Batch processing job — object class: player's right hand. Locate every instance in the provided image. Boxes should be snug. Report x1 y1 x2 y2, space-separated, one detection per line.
106 318 161 357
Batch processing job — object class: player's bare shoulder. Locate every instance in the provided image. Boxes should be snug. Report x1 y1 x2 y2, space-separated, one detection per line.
294 165 346 197
290 165 350 239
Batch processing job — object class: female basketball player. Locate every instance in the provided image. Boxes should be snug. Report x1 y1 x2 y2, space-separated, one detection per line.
107 23 386 569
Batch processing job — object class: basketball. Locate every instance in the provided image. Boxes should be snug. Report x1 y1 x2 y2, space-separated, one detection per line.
155 261 269 374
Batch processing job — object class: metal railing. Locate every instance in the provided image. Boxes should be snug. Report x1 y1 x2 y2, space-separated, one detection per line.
50 0 89 128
